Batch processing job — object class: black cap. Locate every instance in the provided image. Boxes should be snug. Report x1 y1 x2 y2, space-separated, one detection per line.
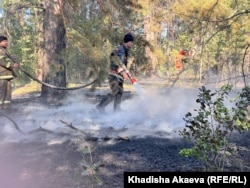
124 33 134 43
0 36 8 43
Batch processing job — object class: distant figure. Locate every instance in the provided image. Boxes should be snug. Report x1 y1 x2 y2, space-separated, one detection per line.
96 33 134 114
0 36 20 110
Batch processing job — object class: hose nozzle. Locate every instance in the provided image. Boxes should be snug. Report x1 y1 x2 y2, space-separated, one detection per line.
130 77 136 84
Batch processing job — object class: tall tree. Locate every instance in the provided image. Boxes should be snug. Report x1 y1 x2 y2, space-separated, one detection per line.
41 0 66 99
172 0 250 83
130 0 168 76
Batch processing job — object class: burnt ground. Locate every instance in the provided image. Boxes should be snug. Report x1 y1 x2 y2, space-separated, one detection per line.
0 88 250 188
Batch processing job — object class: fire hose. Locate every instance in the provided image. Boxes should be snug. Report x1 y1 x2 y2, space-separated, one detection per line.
4 49 98 90
18 67 97 90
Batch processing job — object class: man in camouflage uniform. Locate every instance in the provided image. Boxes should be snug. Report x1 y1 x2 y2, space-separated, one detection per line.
96 33 134 113
0 36 20 110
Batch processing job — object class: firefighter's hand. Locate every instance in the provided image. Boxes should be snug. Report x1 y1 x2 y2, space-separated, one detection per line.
122 72 129 80
117 67 128 80
117 67 124 74
12 63 20 69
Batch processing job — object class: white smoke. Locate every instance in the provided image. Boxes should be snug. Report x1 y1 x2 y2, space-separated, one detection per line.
0 84 200 143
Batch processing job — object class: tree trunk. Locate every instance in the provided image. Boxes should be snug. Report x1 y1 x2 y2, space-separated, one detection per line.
41 0 66 99
36 2 44 91
143 9 158 77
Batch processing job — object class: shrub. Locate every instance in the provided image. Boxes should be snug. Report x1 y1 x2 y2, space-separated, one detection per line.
179 85 250 171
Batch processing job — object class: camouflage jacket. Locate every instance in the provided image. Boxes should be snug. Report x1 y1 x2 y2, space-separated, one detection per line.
109 44 129 82
0 47 15 80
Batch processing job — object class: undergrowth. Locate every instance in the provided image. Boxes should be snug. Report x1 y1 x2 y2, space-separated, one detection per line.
179 84 250 171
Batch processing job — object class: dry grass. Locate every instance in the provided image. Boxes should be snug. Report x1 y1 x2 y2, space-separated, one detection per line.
13 82 41 96
12 82 96 96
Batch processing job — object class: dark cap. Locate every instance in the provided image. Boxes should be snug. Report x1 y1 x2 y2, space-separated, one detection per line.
124 33 134 43
0 36 8 43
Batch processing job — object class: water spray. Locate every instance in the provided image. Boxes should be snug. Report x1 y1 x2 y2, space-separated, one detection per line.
123 67 154 117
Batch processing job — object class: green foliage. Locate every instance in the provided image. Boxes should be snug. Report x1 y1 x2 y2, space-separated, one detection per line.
171 0 250 82
179 84 250 171
72 137 103 188
80 145 103 187
231 86 250 131
1 0 250 88
1 0 43 84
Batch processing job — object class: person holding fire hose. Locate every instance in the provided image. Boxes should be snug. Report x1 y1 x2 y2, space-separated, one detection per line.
0 36 20 110
96 33 135 114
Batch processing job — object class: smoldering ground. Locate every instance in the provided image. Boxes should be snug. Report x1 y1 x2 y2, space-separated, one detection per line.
0 85 199 144
1 84 250 188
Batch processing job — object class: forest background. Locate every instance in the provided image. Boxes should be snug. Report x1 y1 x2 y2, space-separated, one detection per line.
0 0 250 98
1 1 250 187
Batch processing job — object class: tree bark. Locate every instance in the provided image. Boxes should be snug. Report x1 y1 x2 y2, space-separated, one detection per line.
41 0 66 99
144 18 159 77
142 2 159 77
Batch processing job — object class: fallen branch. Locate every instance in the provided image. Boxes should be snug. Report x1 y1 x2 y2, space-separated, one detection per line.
60 120 78 130
0 113 23 133
0 114 129 142
60 120 102 141
28 126 54 134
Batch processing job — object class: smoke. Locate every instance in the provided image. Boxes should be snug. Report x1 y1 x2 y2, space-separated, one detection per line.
0 84 200 143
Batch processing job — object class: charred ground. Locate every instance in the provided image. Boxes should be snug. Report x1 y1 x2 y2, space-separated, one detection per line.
0 85 250 188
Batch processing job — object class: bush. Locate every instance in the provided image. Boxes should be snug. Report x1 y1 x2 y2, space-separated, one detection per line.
179 85 250 171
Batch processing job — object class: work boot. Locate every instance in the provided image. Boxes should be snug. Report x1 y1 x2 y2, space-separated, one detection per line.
114 106 125 113
114 100 124 113
96 105 106 114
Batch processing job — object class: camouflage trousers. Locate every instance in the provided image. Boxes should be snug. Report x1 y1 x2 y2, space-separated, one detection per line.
0 79 12 109
97 75 124 112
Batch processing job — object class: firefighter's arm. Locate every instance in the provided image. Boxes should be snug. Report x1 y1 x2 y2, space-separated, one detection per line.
117 65 137 84
110 55 122 67
0 52 12 69
117 66 129 80
0 51 20 69
111 54 128 79
118 64 137 84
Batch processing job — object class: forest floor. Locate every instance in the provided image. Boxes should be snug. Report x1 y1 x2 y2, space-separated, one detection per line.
0 79 250 188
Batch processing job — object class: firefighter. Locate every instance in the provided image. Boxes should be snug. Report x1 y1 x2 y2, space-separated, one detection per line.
96 33 134 114
0 36 20 110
